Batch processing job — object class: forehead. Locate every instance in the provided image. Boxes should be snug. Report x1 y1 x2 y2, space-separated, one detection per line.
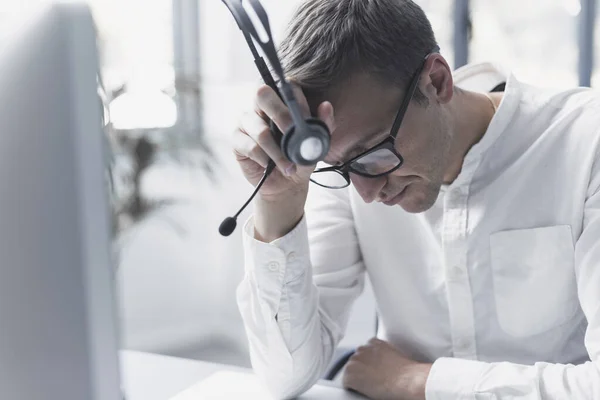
311 73 402 161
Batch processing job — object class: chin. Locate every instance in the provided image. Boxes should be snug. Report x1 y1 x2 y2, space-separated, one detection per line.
397 184 439 213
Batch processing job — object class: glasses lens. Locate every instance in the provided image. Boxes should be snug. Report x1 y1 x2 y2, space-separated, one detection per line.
310 168 349 189
350 148 401 175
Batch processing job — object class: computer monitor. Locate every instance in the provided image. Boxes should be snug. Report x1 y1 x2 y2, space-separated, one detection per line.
0 3 121 400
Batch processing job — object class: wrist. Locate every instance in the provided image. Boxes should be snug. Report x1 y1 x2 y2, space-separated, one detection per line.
253 191 307 242
399 363 432 400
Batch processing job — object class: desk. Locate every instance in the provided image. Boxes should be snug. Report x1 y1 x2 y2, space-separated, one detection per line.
121 350 364 400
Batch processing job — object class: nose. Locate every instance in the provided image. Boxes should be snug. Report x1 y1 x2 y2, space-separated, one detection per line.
350 173 387 203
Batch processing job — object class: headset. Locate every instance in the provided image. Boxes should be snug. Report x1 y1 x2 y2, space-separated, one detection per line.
219 0 331 236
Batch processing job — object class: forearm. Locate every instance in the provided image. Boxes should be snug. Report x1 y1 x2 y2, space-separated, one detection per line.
253 190 307 243
237 280 337 398
426 357 600 399
236 216 341 398
238 182 365 398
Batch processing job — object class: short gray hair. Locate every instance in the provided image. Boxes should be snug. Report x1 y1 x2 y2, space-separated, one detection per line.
279 0 438 103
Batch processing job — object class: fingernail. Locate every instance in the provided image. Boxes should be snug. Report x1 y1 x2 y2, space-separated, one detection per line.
285 164 297 176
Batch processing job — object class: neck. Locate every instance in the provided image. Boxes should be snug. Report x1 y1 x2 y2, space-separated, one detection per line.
442 89 499 184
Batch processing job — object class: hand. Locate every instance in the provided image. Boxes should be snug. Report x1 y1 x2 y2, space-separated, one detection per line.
233 83 335 200
232 83 335 241
342 338 432 400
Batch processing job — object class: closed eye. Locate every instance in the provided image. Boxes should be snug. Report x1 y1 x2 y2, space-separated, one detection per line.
350 163 368 173
331 130 389 165
339 145 370 165
341 130 390 163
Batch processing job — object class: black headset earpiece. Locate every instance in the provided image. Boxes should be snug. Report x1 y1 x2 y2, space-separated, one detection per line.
281 118 330 165
219 0 331 237
222 0 331 165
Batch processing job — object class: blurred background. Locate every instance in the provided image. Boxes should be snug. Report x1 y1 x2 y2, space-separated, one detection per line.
2 0 598 371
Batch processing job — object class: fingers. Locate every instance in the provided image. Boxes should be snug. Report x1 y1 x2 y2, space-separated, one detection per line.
246 83 336 176
367 337 383 345
239 110 295 176
232 129 269 168
316 100 335 133
342 357 364 392
255 85 293 134
290 81 311 117
255 82 315 129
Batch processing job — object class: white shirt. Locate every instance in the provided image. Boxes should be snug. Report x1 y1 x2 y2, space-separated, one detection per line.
236 64 600 399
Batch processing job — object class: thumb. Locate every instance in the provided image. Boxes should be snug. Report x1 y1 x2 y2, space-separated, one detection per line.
316 101 335 134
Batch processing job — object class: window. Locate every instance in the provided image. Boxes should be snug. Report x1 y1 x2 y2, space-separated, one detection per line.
91 0 175 130
417 0 456 69
470 0 578 87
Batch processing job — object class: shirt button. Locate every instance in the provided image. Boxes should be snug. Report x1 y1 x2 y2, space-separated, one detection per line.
287 252 297 263
267 261 280 272
281 320 291 331
455 338 469 351
449 265 464 280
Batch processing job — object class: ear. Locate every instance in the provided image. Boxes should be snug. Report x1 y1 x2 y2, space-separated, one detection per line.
420 54 453 105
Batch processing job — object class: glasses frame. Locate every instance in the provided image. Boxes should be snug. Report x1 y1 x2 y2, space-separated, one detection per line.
310 46 440 189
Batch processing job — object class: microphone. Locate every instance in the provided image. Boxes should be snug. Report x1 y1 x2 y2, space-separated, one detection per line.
218 217 237 237
219 160 276 236
219 0 330 237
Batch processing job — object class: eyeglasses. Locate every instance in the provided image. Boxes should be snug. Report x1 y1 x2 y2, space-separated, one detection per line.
309 47 440 189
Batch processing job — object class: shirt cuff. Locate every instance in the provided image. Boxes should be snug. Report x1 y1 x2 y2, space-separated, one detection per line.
242 214 311 283
425 357 489 400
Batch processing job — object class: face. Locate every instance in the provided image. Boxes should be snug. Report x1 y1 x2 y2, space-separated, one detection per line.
317 72 454 213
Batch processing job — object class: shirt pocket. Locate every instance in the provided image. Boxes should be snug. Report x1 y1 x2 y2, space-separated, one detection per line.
489 225 578 337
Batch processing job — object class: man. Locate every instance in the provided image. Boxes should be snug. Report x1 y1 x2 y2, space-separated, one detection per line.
232 0 600 399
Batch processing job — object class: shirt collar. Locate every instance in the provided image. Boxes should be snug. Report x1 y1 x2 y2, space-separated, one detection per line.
440 66 523 192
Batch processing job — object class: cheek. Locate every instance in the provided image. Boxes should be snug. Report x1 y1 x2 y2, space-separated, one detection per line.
397 114 448 174
400 180 441 213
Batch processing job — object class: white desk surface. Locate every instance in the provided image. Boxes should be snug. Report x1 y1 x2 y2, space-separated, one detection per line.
120 350 364 400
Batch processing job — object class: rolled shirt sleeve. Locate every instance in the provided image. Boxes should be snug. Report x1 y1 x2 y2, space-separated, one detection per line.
236 185 365 399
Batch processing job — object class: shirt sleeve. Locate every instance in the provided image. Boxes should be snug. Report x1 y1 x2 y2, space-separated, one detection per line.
425 159 600 400
236 184 365 399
